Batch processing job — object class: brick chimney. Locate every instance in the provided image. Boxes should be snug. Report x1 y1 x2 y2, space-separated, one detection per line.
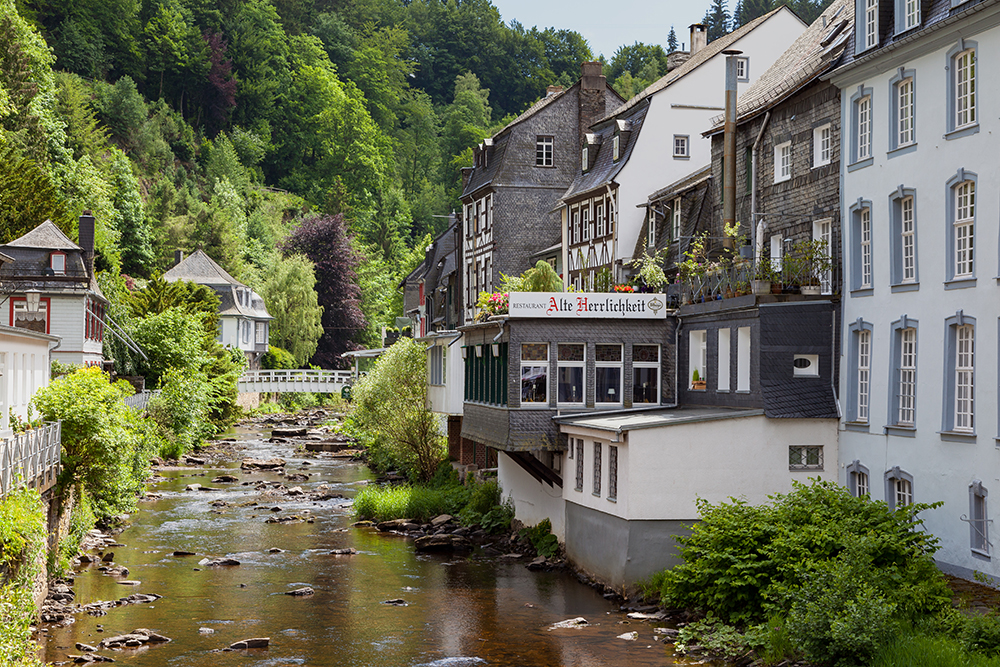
546 85 564 97
579 61 608 147
78 211 95 279
689 24 707 55
174 249 184 266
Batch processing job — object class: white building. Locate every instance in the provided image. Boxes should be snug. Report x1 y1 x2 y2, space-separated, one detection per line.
559 10 806 288
163 250 271 369
0 325 60 437
829 0 1000 581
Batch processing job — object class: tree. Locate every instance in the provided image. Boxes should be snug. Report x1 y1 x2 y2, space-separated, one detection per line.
351 337 445 482
281 213 366 367
703 0 732 42
258 252 324 366
735 0 774 26
667 26 679 54
606 42 670 85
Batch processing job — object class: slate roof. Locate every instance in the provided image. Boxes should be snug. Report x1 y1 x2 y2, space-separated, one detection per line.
597 6 802 124
828 0 996 77
647 165 712 204
706 0 853 133
4 220 80 250
462 132 509 197
561 104 649 201
163 249 243 287
218 286 271 320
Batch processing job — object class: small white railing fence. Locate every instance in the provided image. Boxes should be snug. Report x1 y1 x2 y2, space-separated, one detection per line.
0 422 61 497
237 369 354 394
123 390 161 411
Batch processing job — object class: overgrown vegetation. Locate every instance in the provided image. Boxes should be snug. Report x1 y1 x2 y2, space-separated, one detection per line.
0 487 46 667
348 337 445 482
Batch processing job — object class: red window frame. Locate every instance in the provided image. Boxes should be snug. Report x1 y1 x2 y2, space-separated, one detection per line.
9 296 52 334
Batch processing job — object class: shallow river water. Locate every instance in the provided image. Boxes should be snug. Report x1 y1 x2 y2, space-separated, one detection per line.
39 425 714 667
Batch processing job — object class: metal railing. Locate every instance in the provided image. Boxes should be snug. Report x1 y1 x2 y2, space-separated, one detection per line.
123 390 160 411
237 369 354 393
676 258 841 304
0 422 61 497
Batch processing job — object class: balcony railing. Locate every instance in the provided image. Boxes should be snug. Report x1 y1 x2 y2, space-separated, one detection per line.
0 422 61 497
673 257 841 305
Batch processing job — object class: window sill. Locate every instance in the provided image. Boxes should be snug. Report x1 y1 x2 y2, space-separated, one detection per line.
971 548 991 560
845 421 870 433
891 282 919 293
673 154 690 160
735 389 751 394
789 466 824 472
887 143 917 159
534 164 556 169
774 175 791 184
940 430 976 443
850 288 874 297
884 424 917 437
592 492 601 498
944 124 980 141
519 403 552 409
812 160 832 169
848 157 874 172
574 487 583 493
607 497 617 503
944 277 976 290
716 389 730 393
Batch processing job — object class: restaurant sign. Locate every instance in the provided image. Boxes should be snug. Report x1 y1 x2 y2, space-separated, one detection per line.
508 292 668 319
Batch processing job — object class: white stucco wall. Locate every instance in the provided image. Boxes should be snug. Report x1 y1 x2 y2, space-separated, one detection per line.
0 327 57 436
426 336 464 417
498 453 566 540
833 6 1000 581
562 415 839 521
614 8 806 266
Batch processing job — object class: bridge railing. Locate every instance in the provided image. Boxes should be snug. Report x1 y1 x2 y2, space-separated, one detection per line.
0 422 61 497
123 390 160 411
237 369 354 393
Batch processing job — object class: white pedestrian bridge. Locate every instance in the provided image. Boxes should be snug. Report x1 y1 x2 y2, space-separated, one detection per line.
237 369 355 395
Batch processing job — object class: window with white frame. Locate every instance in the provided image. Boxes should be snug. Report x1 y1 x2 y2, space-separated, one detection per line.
575 438 584 491
673 135 689 158
864 0 878 49
857 329 871 423
582 207 590 241
688 330 707 389
846 320 873 424
612 134 621 161
595 344 622 404
737 327 751 392
717 329 731 392
430 345 444 386
633 344 659 404
897 327 916 425
557 343 585 404
955 323 975 432
581 146 589 172
50 252 66 274
897 78 914 146
857 96 871 159
596 202 606 237
789 446 823 470
860 207 871 288
770 234 783 274
884 467 914 509
608 446 618 501
536 136 554 166
813 124 832 167
671 197 682 241
954 180 975 278
969 480 990 555
955 49 976 129
904 0 920 29
736 56 749 82
255 321 266 345
901 196 915 282
847 460 870 497
813 219 833 294
572 209 580 245
520 343 548 404
774 141 791 182
592 442 602 496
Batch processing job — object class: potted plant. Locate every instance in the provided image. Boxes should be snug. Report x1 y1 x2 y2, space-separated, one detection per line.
691 369 706 390
791 239 832 296
751 260 774 295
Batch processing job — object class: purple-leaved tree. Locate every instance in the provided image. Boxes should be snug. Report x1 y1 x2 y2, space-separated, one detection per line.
282 214 366 368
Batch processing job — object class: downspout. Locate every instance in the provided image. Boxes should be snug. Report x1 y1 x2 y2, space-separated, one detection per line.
832 308 842 419
607 184 618 282
560 205 570 290
669 314 681 408
751 111 771 262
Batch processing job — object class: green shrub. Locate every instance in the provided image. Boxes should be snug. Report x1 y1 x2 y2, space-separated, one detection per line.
458 480 513 534
54 493 96 575
148 367 214 459
675 616 751 658
0 487 46 667
964 614 1000 657
519 518 559 558
262 345 296 370
653 480 949 625
873 630 1000 667
352 484 454 523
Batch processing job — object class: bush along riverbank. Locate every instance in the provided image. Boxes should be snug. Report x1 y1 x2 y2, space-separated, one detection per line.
636 479 1000 667
0 487 47 667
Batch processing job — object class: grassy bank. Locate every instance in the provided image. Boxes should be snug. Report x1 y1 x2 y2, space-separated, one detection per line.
353 465 513 534
0 487 46 667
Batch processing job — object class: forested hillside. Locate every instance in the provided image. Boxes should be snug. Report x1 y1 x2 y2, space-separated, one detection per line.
0 0 827 366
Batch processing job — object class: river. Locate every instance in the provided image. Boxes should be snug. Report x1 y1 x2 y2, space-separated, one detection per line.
38 423 713 667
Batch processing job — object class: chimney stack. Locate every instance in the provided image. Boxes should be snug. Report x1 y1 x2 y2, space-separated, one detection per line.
174 249 184 266
78 211 95 278
579 61 608 148
546 85 564 97
689 24 707 55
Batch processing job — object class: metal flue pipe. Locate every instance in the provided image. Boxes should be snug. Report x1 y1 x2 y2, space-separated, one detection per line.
721 51 742 240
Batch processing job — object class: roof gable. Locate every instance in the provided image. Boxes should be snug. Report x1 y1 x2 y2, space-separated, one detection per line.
3 220 80 251
163 249 244 287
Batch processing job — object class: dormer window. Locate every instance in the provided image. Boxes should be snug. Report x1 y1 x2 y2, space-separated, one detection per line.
612 134 621 161
582 146 589 172
50 252 66 275
864 0 878 49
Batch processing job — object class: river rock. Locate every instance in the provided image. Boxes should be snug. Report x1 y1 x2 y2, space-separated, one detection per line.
617 632 639 641
526 556 548 570
328 548 357 555
381 598 408 606
100 566 129 577
376 519 413 532
285 587 314 596
271 427 308 437
71 654 114 663
185 484 202 491
430 514 453 527
212 475 239 483
199 627 214 634
285 473 309 482
200 558 240 566
117 580 142 586
627 611 667 621
548 617 589 630
75 643 98 652
131 629 171 643
119 593 161 604
183 455 206 465
172 551 196 557
267 548 285 553
101 552 115 562
229 637 270 649
414 534 472 552
654 628 681 638
286 486 304 496
264 515 303 524
241 458 286 470
101 633 149 648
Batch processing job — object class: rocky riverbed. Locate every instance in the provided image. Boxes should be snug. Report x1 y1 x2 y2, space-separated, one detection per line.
37 413 721 666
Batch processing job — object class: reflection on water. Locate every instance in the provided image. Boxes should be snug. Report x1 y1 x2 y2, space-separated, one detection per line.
39 426 704 667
